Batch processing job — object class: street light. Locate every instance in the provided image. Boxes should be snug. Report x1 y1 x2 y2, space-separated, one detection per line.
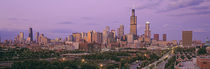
81 59 85 63
99 64 103 69
62 57 66 61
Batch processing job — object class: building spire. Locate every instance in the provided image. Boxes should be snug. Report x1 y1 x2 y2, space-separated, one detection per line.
132 8 135 16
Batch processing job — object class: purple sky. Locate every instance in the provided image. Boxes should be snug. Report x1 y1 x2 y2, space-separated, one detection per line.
0 0 210 42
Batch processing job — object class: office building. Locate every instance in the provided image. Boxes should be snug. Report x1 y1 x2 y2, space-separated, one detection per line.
182 31 192 46
87 30 94 43
154 34 159 41
127 34 134 43
68 35 74 41
72 33 81 42
103 30 109 44
19 32 24 43
117 25 124 39
163 34 167 41
81 32 87 40
29 27 33 41
144 21 151 38
92 32 103 43
130 9 137 36
111 30 116 39
105 26 110 32
35 32 39 43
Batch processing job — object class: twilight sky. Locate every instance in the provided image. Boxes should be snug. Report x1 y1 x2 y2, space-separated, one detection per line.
0 0 210 42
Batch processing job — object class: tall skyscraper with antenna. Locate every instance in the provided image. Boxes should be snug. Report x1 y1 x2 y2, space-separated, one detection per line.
29 27 33 41
130 8 137 36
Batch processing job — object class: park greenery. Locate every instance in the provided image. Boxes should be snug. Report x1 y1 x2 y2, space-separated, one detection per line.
165 56 176 69
0 47 85 61
0 46 167 69
10 60 98 69
197 47 207 55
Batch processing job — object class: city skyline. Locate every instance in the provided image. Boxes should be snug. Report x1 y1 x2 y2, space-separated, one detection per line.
0 0 210 42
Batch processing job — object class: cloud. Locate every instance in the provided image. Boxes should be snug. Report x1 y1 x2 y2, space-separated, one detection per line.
158 0 206 12
57 21 75 24
191 6 210 10
171 10 210 16
8 18 29 21
135 0 162 10
134 0 210 14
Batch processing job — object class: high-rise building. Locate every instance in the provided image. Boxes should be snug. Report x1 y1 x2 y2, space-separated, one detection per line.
35 32 39 43
92 32 103 43
19 32 24 43
87 30 94 43
154 34 159 41
72 33 81 42
117 25 124 39
29 27 33 41
38 34 49 45
111 30 116 39
130 9 137 36
81 32 87 40
182 31 192 46
103 30 109 44
144 21 151 38
68 35 74 41
117 28 120 38
108 31 115 43
127 34 134 43
105 26 110 32
163 34 167 41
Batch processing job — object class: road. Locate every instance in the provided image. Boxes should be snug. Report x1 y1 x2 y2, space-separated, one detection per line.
142 50 171 69
130 61 141 69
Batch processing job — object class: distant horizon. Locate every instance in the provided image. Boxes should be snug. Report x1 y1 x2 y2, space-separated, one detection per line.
0 27 209 43
0 0 210 42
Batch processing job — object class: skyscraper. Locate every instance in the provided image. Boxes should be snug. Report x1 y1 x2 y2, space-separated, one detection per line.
87 30 94 43
81 32 87 40
19 32 24 43
35 32 39 43
68 35 74 41
72 33 81 42
117 25 124 39
163 34 167 41
103 30 109 44
130 9 137 36
105 26 110 32
92 32 102 43
182 31 192 46
29 27 33 41
144 21 151 38
154 34 159 41
111 30 116 39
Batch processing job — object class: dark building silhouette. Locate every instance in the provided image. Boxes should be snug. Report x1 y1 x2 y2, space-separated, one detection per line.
29 28 33 41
